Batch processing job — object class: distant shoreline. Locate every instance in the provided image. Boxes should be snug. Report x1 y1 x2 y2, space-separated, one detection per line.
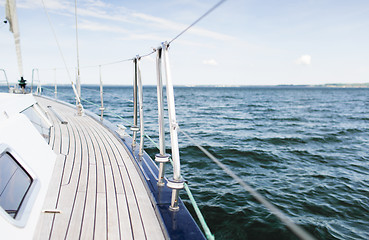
36 83 369 88
3 83 368 88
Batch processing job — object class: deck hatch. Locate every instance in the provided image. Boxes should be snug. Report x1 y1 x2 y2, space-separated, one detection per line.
21 104 51 142
0 152 33 219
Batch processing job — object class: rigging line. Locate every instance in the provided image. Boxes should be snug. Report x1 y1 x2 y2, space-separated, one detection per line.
92 48 155 67
40 0 81 103
40 0 72 82
100 58 133 67
75 48 156 69
138 49 157 59
168 0 228 45
78 57 134 69
36 67 64 71
179 128 316 240
74 0 81 97
81 86 133 103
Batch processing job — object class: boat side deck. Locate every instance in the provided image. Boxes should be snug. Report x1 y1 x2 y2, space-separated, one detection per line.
34 96 165 239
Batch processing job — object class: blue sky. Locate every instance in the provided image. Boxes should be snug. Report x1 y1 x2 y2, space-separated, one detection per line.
0 0 368 86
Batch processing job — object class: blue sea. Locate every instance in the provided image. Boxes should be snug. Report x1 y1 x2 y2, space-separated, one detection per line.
13 85 369 239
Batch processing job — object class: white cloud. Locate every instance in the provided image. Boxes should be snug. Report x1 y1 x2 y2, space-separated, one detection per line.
296 55 311 65
78 20 128 33
14 0 235 42
203 59 218 66
132 12 235 41
17 0 70 10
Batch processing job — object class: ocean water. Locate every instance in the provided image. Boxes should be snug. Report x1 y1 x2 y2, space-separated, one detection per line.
13 85 369 239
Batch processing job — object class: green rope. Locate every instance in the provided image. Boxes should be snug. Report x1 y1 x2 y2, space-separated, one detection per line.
144 133 160 149
184 183 215 240
42 86 56 93
81 97 100 108
42 86 74 98
145 132 214 240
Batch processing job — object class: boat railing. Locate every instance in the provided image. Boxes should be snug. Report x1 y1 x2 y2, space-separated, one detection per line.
158 42 185 211
0 69 10 90
39 47 214 238
41 45 186 211
31 68 42 95
98 65 104 121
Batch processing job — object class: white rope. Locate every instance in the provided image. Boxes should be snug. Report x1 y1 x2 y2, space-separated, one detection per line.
179 128 316 240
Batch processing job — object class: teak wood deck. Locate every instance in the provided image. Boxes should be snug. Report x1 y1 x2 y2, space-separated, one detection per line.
34 96 165 239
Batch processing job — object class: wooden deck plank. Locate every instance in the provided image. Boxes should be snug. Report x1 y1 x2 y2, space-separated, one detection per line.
66 117 92 238
86 119 142 239
78 117 98 239
94 133 107 194
61 115 78 186
89 115 165 239
117 193 134 240
86 120 125 195
80 116 96 165
74 117 89 193
84 119 135 239
80 166 97 240
106 132 165 239
119 165 147 240
82 117 122 239
50 110 83 239
65 191 85 239
79 117 108 238
34 153 66 240
80 117 106 195
95 192 107 239
105 164 121 240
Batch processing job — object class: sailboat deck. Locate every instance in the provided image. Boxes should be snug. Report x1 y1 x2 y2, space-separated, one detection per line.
34 96 165 239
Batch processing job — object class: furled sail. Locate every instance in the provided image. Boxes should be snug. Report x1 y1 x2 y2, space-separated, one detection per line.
5 0 24 83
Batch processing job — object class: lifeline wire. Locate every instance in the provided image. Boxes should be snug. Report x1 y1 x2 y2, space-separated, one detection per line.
81 86 133 103
92 48 156 68
78 57 133 69
168 0 228 45
77 49 154 69
179 128 316 240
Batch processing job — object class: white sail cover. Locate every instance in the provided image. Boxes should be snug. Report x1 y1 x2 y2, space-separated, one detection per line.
6 0 24 77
